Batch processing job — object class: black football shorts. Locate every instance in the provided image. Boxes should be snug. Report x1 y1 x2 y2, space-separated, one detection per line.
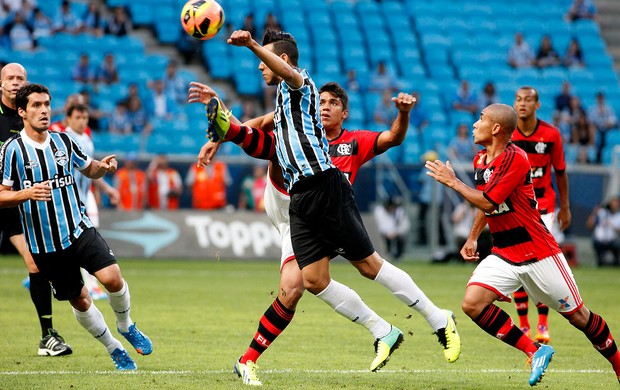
289 169 375 269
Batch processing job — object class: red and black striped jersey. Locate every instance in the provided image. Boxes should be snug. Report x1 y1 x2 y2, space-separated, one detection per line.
328 128 381 184
511 120 566 214
473 143 561 264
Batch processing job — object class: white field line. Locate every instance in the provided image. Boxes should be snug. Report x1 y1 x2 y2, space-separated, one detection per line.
0 368 609 375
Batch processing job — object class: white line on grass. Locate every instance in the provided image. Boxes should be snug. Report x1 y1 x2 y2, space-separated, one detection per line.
0 368 609 375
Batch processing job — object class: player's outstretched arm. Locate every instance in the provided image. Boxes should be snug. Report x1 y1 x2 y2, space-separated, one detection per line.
376 92 416 153
188 81 242 126
425 159 495 213
227 30 303 89
83 155 118 179
461 210 487 262
555 170 571 231
197 140 221 167
93 178 120 206
0 182 52 207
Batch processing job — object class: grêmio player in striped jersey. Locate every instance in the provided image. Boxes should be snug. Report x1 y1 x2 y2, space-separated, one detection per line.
190 79 461 385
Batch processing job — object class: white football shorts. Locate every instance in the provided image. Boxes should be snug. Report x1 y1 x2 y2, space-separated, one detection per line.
467 253 583 315
264 174 295 270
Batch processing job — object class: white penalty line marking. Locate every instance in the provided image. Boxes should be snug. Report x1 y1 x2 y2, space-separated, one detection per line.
0 368 609 375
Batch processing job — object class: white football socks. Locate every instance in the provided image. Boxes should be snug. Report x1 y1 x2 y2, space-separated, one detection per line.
73 303 123 354
374 259 448 331
316 279 392 339
107 279 133 332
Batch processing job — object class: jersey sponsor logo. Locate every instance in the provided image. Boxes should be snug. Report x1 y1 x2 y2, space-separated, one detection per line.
486 199 513 216
23 174 74 189
25 160 39 169
54 150 68 166
558 296 571 310
531 166 546 178
534 142 547 154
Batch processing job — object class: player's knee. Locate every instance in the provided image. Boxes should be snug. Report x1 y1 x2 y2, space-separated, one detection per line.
461 298 480 319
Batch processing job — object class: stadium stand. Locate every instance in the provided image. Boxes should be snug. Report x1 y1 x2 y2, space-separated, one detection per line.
0 0 618 164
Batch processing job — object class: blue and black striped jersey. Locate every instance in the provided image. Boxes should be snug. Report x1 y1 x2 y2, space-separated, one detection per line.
0 130 93 254
273 68 334 191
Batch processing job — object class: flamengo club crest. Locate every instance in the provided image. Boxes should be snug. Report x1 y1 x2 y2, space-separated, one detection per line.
336 143 352 156
535 142 546 154
54 150 68 166
483 168 493 183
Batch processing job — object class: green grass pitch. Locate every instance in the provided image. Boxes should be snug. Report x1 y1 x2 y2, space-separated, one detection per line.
0 256 618 389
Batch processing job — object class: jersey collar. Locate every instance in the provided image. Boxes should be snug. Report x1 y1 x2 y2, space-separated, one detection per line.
20 129 50 150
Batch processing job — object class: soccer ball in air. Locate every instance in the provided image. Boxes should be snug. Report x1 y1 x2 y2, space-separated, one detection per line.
180 0 225 40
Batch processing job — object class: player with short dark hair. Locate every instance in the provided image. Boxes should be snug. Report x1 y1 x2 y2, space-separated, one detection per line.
0 63 72 356
191 30 460 383
0 83 152 370
511 86 572 344
426 103 620 386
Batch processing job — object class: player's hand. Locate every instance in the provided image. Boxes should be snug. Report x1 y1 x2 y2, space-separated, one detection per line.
99 155 118 173
557 206 572 231
29 181 52 202
460 239 480 263
188 81 218 105
227 30 254 47
107 187 121 206
425 160 457 187
197 140 221 167
392 92 416 113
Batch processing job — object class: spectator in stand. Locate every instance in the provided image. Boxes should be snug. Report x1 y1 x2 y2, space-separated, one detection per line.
240 13 257 39
162 60 187 105
369 60 397 92
147 155 183 210
81 0 105 37
108 102 132 135
554 81 574 112
417 150 446 248
238 164 267 212
186 159 230 210
374 196 410 263
120 82 141 106
239 98 257 123
3 0 36 14
31 7 53 42
373 88 398 126
262 12 281 36
146 79 177 121
53 0 82 34
96 53 119 85
442 200 491 263
588 92 618 163
72 53 95 84
114 153 147 211
535 35 562 68
126 95 152 136
570 110 596 164
409 91 428 132
586 197 620 266
564 38 585 68
452 80 478 116
105 6 131 37
508 32 535 68
4 11 34 51
477 81 499 113
565 0 597 22
448 122 478 162
78 89 104 132
345 69 361 93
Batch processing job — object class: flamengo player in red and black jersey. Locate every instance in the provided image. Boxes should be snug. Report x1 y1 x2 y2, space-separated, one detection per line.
511 86 572 345
426 103 620 387
191 81 461 385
